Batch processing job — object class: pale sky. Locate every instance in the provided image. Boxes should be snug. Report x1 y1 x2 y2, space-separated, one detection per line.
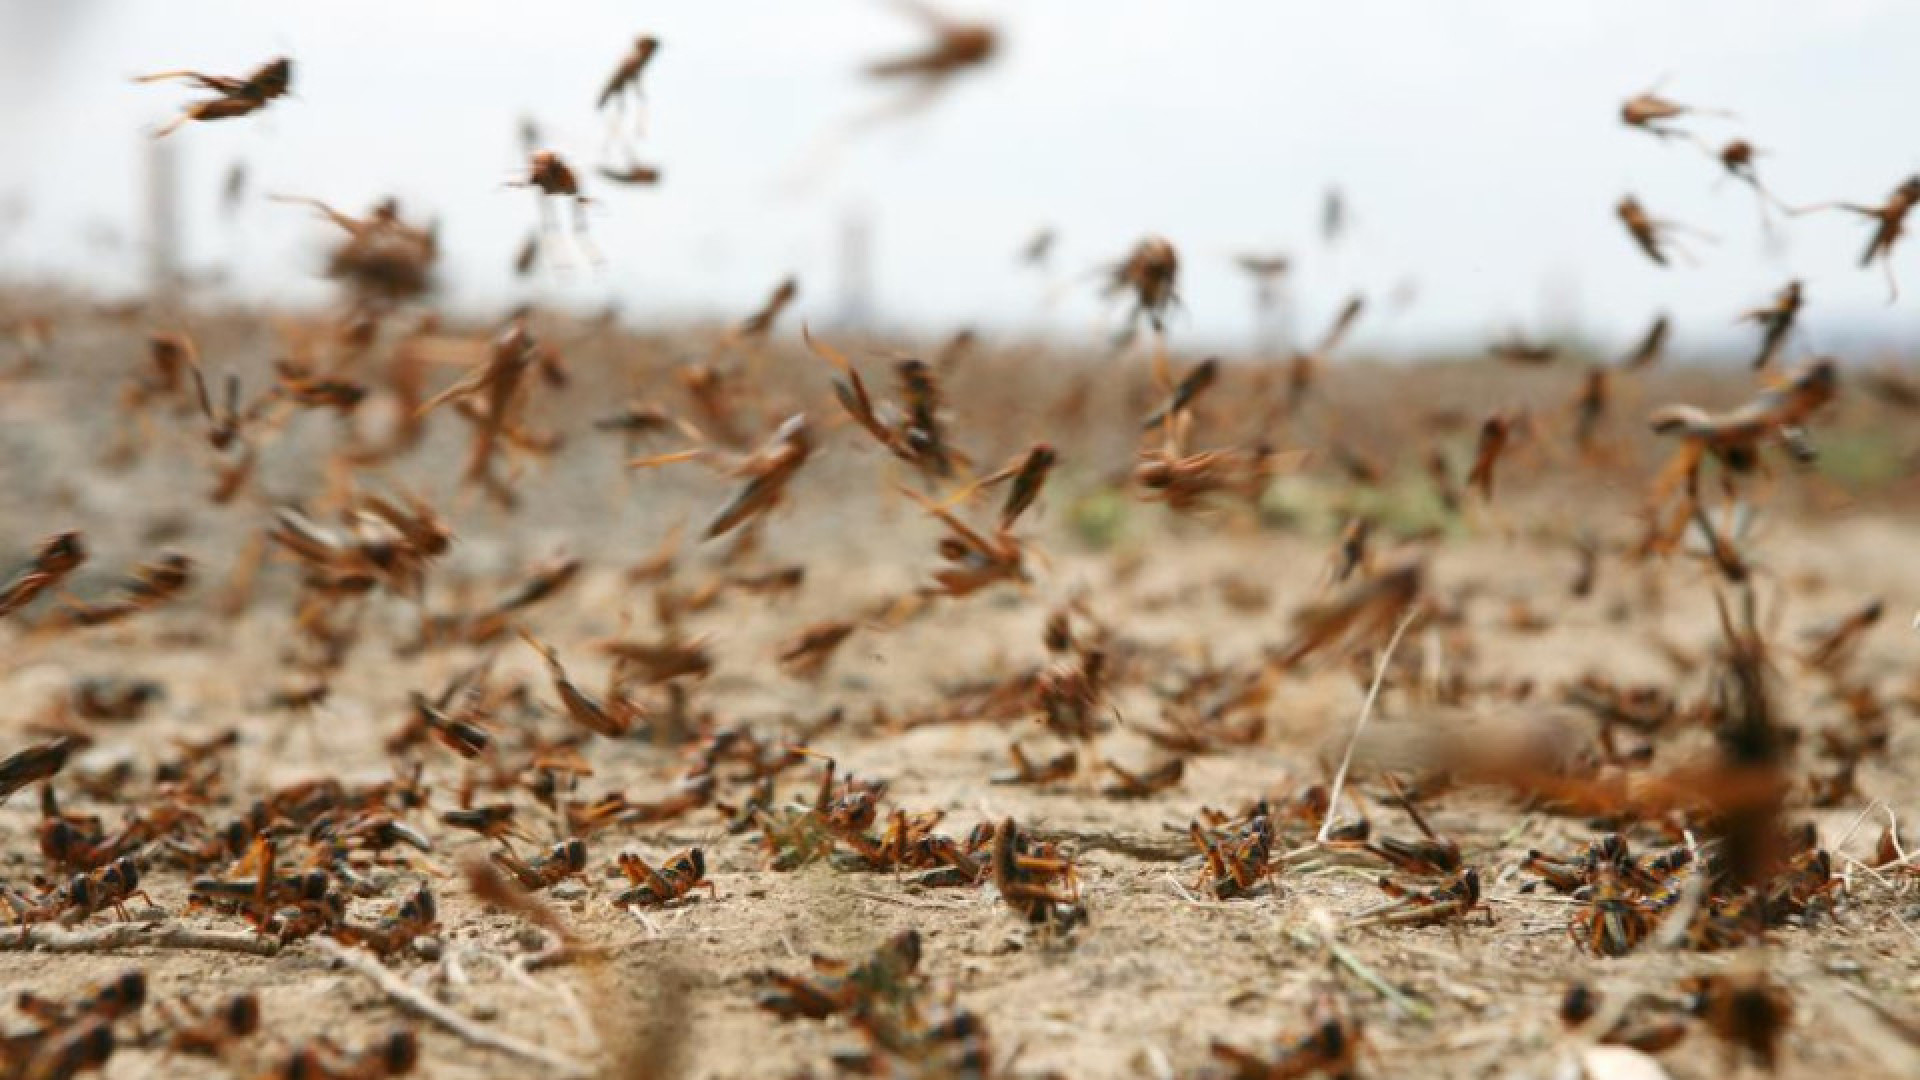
1 0 1915 355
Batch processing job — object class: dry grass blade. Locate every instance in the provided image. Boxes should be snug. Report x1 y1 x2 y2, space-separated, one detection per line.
0 923 282 956
317 937 593 1077
1317 609 1419 844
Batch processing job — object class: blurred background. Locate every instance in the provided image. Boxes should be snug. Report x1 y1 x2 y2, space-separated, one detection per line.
0 0 1914 357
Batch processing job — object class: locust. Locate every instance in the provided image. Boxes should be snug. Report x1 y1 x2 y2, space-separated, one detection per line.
1740 280 1802 370
137 56 291 137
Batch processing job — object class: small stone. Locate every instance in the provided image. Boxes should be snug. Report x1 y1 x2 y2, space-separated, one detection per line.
551 882 587 901
1824 956 1863 977
411 935 443 961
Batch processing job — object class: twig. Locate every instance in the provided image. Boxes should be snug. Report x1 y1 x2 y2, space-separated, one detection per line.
841 886 964 910
0 922 281 957
1890 907 1920 950
627 907 664 939
1160 873 1205 906
316 938 592 1077
1328 937 1433 1020
1317 610 1419 844
1031 827 1191 863
1833 798 1883 853
1289 927 1434 1020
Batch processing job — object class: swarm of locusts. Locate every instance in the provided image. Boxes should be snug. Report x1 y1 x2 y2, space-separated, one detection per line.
3 19 1919 1080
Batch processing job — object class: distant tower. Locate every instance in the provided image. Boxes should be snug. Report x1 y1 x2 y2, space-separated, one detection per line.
145 134 182 300
836 205 874 331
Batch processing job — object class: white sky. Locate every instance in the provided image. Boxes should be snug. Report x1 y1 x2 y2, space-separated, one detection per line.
1 0 1916 354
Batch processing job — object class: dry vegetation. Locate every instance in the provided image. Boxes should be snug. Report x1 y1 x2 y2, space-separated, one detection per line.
1 296 1918 1080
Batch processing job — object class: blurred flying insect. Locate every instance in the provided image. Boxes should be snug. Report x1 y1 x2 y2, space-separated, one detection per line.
1 531 87 619
1858 365 1920 410
155 992 262 1059
1711 138 1787 225
1739 280 1802 370
416 319 540 502
1488 334 1558 366
1685 973 1792 1070
1619 84 1730 142
777 619 857 683
511 229 540 278
1208 992 1365 1080
1467 411 1512 499
136 56 292 138
1322 186 1348 245
221 161 248 217
1571 366 1611 456
1 736 82 804
991 743 1077 786
264 1030 419 1080
1271 556 1423 669
1646 357 1837 505
805 327 963 481
1140 356 1219 432
1801 597 1883 676
43 552 193 632
1286 294 1364 414
189 361 247 452
520 629 641 738
15 970 147 1030
8 1017 115 1080
1105 235 1181 344
1426 446 1462 515
632 413 815 540
1018 227 1056 268
512 151 600 267
862 0 997 124
1715 138 1761 185
967 442 1057 531
1100 757 1184 799
1622 312 1670 370
1237 253 1290 283
272 194 439 307
898 482 1030 599
1796 174 1920 301
1136 353 1302 515
1617 194 1709 266
596 163 663 186
597 34 661 137
755 929 923 1021
710 277 799 367
440 804 531 848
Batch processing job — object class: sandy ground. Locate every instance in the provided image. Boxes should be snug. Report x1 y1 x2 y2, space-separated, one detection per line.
2 304 1919 1079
